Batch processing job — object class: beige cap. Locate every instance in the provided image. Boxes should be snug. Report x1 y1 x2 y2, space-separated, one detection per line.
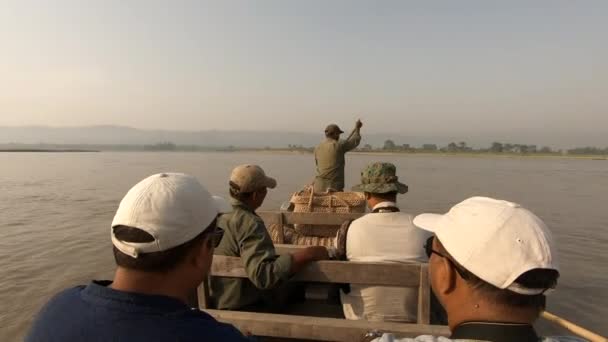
229 164 277 193
111 173 230 258
414 196 559 295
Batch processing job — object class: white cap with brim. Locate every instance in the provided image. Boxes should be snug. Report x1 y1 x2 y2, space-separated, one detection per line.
413 196 559 295
111 173 230 258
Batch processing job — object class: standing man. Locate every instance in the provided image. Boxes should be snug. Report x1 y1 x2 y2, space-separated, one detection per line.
340 162 431 322
211 164 329 312
26 173 248 341
313 119 363 192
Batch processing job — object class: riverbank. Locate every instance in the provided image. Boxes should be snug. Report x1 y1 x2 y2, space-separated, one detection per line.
218 148 608 160
0 149 100 153
1 146 606 159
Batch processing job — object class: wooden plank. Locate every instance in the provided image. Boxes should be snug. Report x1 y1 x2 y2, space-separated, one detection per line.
205 309 450 341
258 211 365 226
258 212 284 225
275 244 313 255
210 256 421 287
416 264 430 325
277 212 285 244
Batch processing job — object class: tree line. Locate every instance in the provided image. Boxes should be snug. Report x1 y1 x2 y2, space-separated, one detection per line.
352 140 608 155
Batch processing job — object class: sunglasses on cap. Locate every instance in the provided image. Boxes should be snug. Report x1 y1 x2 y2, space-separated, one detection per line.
424 236 470 280
206 226 224 248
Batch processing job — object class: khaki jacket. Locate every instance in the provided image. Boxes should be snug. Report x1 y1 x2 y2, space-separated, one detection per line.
313 127 361 192
210 199 292 310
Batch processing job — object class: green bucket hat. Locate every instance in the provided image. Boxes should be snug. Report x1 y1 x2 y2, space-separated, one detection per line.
351 162 408 194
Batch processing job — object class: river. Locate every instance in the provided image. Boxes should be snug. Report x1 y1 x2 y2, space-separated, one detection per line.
0 151 606 340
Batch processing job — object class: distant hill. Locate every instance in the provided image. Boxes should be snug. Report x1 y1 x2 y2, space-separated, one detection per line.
0 125 604 149
0 125 463 149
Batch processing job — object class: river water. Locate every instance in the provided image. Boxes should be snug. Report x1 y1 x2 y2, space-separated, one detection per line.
0 152 606 340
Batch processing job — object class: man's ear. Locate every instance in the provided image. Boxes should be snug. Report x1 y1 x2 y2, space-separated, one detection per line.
192 236 214 272
435 257 458 296
252 189 262 202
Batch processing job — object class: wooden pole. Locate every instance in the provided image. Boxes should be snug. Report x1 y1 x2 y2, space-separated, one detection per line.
541 311 607 342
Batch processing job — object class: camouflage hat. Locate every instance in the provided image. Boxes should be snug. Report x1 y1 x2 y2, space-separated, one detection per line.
229 164 277 193
324 124 344 135
351 162 408 194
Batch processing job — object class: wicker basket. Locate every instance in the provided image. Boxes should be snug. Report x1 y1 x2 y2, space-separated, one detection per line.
289 187 365 237
268 223 336 248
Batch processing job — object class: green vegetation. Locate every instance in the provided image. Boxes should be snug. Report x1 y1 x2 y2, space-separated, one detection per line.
2 141 607 158
351 140 608 157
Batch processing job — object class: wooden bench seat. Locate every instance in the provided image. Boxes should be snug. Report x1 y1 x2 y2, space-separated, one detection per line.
197 211 443 341
205 309 449 342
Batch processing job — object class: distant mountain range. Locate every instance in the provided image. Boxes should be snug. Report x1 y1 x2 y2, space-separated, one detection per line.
0 125 604 149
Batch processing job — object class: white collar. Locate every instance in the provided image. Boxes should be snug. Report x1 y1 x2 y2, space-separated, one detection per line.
371 201 398 211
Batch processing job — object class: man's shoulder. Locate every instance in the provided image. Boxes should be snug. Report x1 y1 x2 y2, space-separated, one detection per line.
542 337 588 342
221 207 263 228
318 139 338 149
26 286 87 341
36 285 86 313
351 211 415 227
373 334 587 342
373 335 454 342
177 310 249 341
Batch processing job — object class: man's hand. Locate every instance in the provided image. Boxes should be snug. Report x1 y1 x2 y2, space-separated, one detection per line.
356 119 363 129
308 246 330 260
290 246 330 274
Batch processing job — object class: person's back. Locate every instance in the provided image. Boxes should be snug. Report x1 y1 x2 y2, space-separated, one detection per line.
314 121 362 192
27 281 243 342
212 200 292 310
26 173 248 342
210 164 329 311
342 209 430 322
341 162 429 322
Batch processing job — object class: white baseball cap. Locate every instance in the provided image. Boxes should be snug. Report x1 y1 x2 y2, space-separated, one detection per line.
111 173 230 258
413 196 559 295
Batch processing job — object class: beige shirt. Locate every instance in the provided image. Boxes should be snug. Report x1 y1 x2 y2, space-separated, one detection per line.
340 202 432 322
313 127 361 192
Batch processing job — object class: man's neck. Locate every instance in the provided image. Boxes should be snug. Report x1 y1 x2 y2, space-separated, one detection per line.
447 300 538 331
111 267 191 304
371 201 398 211
231 198 257 212
367 197 398 210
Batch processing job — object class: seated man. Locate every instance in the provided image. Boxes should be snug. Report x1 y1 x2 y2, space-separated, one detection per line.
26 173 248 341
340 162 431 322
373 196 581 342
211 164 329 311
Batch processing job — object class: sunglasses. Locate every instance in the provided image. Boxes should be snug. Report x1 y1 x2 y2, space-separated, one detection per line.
424 236 446 259
423 236 469 280
208 227 224 248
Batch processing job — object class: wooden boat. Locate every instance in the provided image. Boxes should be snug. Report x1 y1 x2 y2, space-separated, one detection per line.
195 211 607 342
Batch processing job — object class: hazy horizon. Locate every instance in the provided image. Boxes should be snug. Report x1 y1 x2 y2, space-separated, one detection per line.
1 1 607 143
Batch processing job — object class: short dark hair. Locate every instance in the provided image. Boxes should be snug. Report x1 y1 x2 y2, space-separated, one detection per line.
436 239 559 311
229 181 263 202
112 219 216 272
367 191 398 202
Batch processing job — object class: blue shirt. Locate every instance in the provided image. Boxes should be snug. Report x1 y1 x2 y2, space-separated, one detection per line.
26 280 249 342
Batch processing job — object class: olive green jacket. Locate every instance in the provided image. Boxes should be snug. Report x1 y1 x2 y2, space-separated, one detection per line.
313 127 361 192
210 199 292 310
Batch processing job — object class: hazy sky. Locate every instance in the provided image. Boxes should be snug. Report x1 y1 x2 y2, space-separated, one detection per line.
1 0 606 137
